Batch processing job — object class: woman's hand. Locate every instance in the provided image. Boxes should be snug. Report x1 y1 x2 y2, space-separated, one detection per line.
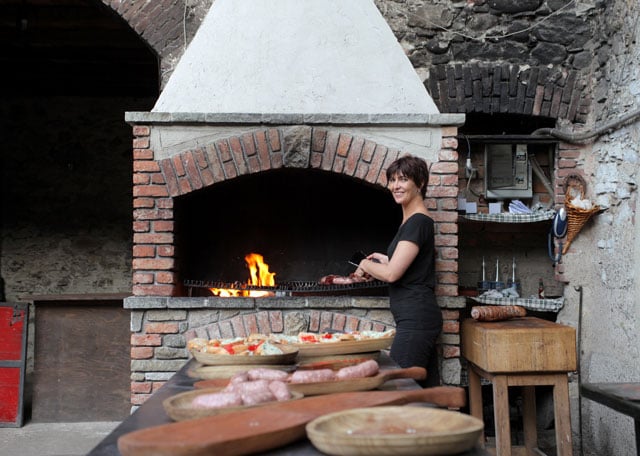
357 242 418 283
367 253 388 264
353 263 370 279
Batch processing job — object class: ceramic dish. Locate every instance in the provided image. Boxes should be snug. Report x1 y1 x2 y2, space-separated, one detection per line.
190 344 298 366
305 405 484 455
163 387 304 421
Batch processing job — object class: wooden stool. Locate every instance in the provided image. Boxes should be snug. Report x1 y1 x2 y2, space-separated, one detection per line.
462 317 577 456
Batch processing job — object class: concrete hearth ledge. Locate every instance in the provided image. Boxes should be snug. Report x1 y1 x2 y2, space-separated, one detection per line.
124 112 465 126
123 296 391 310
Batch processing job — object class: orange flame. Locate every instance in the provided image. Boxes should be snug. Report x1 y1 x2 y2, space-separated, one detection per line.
209 252 276 297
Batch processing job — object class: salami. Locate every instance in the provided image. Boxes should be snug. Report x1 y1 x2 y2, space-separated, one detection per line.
471 305 526 321
335 359 379 380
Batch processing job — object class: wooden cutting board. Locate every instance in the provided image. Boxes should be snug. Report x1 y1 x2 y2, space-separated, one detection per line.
118 386 466 456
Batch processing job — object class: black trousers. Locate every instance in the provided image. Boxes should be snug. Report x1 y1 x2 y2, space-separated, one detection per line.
390 326 442 388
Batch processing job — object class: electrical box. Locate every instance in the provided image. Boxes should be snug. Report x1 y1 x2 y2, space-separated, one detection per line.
484 144 532 199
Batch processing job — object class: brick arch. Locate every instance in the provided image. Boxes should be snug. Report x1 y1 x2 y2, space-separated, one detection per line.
183 310 394 342
158 127 401 199
101 0 204 81
426 63 591 124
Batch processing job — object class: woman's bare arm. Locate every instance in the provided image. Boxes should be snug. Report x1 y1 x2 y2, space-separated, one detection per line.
356 240 419 283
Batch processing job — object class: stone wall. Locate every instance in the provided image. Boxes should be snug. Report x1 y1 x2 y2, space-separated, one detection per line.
559 2 640 456
101 1 603 122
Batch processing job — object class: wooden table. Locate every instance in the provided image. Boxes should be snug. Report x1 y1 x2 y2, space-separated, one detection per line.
580 382 640 456
87 353 490 455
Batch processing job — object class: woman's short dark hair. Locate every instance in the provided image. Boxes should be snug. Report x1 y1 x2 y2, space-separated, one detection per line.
385 154 430 198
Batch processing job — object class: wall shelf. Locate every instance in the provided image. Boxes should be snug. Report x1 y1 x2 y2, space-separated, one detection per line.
470 295 564 312
461 210 556 224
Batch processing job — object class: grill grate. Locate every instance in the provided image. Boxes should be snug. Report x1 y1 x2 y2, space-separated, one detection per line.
184 279 388 295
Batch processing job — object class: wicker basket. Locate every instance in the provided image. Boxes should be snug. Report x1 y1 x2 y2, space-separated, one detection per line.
562 193 600 254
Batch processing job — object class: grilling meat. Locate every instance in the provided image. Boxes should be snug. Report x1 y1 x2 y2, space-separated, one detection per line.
319 273 374 285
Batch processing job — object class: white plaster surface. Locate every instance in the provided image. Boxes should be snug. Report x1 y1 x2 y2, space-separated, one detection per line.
152 0 439 116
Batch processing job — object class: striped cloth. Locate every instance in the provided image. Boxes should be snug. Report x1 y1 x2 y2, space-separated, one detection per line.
471 296 565 312
463 210 556 223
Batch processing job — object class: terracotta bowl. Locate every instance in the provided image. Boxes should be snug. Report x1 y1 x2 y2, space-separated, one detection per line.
305 406 484 455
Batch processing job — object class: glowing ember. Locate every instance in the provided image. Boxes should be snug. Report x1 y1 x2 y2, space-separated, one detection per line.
209 253 276 297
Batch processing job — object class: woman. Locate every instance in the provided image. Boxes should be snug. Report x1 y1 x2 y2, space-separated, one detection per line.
354 154 442 387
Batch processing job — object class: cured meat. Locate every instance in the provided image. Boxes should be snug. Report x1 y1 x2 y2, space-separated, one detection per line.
471 305 526 321
335 359 379 380
288 369 336 384
191 392 243 409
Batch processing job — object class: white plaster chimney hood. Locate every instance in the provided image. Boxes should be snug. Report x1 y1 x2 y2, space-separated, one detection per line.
152 0 440 117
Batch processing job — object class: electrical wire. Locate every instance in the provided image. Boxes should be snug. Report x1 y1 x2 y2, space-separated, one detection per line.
419 0 577 43
532 107 640 143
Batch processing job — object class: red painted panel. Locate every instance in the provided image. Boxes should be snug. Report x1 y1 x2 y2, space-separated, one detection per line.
0 307 25 360
0 368 20 422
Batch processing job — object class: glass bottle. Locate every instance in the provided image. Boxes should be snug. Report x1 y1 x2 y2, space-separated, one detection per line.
538 278 545 299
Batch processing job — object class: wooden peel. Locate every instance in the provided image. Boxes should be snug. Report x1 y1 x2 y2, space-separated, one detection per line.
193 366 426 394
288 366 427 396
118 386 466 456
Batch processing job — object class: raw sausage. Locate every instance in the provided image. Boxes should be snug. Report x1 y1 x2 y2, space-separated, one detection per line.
288 369 336 384
224 379 276 406
228 371 250 384
471 305 526 321
335 359 379 380
191 391 243 409
240 389 276 406
268 380 292 401
224 379 271 394
247 368 289 382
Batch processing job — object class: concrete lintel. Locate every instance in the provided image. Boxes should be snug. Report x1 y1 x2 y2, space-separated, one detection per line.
125 111 465 127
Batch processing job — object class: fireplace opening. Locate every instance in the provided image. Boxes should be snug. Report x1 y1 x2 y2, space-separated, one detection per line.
175 168 401 294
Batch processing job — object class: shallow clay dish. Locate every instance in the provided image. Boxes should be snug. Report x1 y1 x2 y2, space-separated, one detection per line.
190 344 298 366
163 387 304 421
294 337 393 358
305 405 484 455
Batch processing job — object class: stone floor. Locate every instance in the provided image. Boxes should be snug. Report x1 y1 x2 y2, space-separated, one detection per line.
0 421 119 456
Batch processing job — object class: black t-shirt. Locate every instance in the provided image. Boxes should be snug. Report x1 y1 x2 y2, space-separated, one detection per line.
387 213 441 330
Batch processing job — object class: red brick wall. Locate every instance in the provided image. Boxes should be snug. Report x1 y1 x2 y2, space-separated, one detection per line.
131 125 460 297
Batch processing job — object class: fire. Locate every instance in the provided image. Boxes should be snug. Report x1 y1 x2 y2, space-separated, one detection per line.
209 253 276 297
